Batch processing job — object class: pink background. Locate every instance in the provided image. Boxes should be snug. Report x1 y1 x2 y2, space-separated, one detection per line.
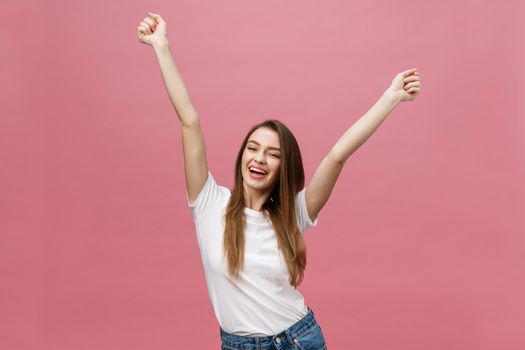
1 0 524 349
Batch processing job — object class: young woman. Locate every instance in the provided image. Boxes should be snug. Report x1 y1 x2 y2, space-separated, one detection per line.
138 12 421 350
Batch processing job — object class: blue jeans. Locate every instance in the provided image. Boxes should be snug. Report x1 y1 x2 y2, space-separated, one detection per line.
220 307 327 350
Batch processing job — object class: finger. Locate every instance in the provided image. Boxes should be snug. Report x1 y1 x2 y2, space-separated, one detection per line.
403 76 419 83
138 24 150 34
400 68 418 77
404 82 420 89
140 22 152 35
143 17 156 30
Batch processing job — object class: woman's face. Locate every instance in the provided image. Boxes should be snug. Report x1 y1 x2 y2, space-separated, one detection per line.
241 127 282 193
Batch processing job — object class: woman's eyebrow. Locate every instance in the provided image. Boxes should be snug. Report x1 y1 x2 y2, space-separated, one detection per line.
247 140 281 151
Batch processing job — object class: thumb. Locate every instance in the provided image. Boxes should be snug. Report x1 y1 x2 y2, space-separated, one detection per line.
148 11 161 23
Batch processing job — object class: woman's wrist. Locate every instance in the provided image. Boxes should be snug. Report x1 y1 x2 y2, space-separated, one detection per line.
152 38 170 51
382 88 402 106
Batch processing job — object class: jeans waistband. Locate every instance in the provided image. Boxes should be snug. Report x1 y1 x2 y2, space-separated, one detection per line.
220 307 317 350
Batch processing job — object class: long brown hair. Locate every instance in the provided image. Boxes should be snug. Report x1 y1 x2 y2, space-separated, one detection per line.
223 119 307 288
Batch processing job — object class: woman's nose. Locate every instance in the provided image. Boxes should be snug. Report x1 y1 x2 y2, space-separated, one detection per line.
254 151 265 163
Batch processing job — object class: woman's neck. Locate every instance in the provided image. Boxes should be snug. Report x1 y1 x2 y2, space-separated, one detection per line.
242 183 271 212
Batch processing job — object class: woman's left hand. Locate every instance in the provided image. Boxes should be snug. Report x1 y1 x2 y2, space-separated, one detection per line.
386 68 421 102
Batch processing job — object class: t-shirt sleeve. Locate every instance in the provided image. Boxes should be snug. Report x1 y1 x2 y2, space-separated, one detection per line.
186 171 220 220
295 187 319 234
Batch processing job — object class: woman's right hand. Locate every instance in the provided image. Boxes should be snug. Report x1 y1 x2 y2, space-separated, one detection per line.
137 12 168 47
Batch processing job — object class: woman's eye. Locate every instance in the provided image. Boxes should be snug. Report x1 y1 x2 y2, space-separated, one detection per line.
248 147 256 151
271 154 280 158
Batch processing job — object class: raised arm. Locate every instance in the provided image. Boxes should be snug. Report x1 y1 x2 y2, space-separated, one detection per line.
305 68 421 221
138 12 208 204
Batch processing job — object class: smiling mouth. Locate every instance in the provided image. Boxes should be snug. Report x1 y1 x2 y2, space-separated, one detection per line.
249 166 267 174
248 166 268 178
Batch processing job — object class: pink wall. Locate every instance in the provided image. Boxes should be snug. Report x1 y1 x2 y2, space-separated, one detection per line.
1 0 524 349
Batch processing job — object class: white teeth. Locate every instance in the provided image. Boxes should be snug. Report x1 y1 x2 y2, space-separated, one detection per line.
249 167 267 174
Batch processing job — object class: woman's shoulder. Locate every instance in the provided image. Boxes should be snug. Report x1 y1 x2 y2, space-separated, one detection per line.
217 185 232 197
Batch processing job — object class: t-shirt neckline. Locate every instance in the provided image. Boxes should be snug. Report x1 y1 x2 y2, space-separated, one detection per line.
243 207 266 216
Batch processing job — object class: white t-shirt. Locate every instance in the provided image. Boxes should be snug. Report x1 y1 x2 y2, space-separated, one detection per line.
186 171 318 336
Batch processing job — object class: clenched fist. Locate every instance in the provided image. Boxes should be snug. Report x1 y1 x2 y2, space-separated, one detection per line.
386 68 421 102
137 12 168 47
